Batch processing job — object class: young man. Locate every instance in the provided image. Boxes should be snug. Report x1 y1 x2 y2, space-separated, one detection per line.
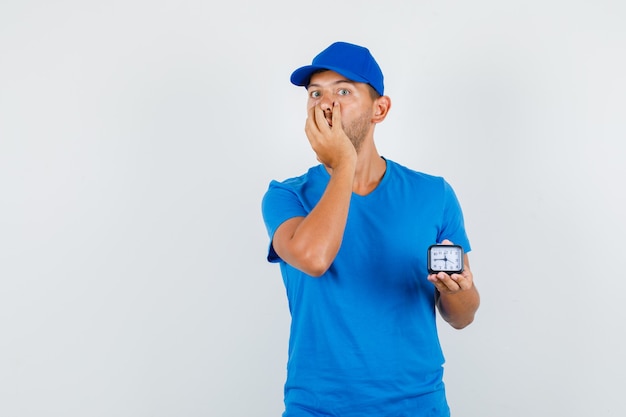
262 41 480 417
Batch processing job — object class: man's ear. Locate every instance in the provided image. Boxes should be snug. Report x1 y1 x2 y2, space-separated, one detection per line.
372 96 391 123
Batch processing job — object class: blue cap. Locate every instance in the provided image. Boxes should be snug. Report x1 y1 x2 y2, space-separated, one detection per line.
290 42 384 96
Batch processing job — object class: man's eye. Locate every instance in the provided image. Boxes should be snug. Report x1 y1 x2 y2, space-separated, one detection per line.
338 89 350 96
310 91 321 98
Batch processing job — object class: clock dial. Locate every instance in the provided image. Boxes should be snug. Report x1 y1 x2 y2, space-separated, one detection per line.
427 244 464 273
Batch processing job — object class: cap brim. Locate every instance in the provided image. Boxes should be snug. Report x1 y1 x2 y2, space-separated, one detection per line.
290 65 370 88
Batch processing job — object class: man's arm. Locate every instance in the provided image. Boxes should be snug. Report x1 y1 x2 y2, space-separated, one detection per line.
272 102 356 277
428 244 480 329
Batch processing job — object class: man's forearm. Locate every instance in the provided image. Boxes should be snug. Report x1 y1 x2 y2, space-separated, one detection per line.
287 163 355 276
437 285 480 329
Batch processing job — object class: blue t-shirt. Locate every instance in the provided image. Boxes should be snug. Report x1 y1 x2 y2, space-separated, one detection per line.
262 158 470 417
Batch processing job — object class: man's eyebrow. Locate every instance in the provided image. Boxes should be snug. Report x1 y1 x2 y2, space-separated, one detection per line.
307 79 356 89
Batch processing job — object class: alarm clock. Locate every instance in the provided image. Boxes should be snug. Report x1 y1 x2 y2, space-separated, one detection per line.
427 244 464 274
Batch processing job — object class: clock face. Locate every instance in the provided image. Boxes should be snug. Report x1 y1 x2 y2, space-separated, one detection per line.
428 245 464 273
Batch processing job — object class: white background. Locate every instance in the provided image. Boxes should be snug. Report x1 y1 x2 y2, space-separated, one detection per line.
1 1 625 416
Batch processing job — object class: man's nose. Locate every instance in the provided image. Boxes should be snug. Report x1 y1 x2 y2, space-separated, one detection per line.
318 95 333 111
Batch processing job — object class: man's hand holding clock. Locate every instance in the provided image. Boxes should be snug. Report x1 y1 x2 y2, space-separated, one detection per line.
426 240 480 329
427 239 474 296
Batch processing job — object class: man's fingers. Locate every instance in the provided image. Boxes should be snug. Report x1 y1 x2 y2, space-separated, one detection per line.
331 101 342 130
305 105 326 140
429 272 472 294
315 104 331 131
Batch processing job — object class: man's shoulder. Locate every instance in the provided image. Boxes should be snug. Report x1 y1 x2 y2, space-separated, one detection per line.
386 158 444 184
268 165 325 189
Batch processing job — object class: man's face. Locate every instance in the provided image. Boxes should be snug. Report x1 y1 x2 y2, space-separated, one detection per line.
306 70 376 152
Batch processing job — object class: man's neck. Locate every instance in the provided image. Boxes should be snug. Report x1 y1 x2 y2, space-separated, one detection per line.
352 149 386 196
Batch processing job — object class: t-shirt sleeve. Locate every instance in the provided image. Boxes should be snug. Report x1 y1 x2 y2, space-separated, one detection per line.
438 180 471 253
261 180 308 263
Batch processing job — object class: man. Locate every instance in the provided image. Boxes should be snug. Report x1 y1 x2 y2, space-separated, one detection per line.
262 41 480 417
